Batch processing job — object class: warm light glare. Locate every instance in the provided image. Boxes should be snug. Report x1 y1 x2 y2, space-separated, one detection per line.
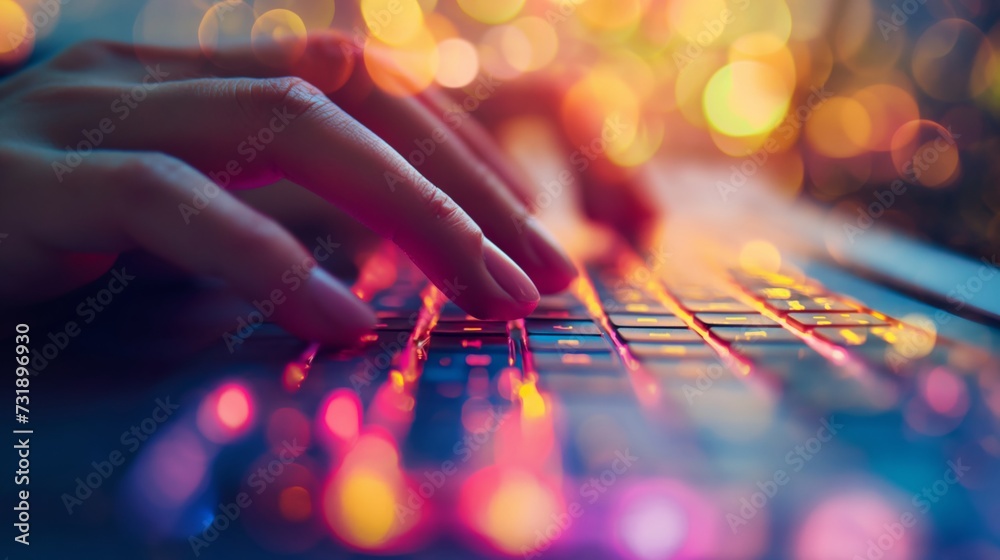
457 0 525 24
0 0 34 66
217 385 252 429
435 37 478 87
704 61 793 137
323 389 362 443
250 8 308 67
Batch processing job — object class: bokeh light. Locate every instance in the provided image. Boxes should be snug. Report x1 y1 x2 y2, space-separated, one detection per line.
197 382 255 442
198 0 256 65
253 0 335 31
912 18 997 101
456 0 524 25
805 97 872 158
0 0 34 67
794 489 916 560
704 61 793 137
362 0 424 46
321 388 362 445
364 25 439 96
889 120 960 187
250 8 307 67
435 37 478 87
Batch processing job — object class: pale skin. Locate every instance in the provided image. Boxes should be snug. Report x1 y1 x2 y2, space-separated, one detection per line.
0 34 655 346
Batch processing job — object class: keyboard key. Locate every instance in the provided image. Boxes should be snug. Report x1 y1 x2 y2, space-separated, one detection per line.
629 343 718 359
532 351 620 371
710 327 801 343
681 299 754 313
812 326 872 346
528 335 612 352
811 327 899 359
787 312 888 329
525 320 602 335
750 286 825 299
695 313 778 327
766 297 857 313
608 314 686 328
609 302 673 315
428 335 509 350
433 321 508 334
616 328 703 343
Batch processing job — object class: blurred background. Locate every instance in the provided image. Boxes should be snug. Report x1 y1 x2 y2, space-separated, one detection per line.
2 0 1000 254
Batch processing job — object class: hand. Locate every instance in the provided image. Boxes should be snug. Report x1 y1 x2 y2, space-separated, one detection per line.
0 34 580 345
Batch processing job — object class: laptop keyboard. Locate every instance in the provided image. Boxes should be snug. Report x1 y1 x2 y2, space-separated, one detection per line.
328 258 930 399
191 248 997 558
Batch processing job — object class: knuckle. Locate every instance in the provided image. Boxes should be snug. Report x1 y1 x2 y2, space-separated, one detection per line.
420 183 466 228
240 76 322 119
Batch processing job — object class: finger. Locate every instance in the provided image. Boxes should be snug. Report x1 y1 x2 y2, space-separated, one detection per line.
54 77 539 319
21 149 377 346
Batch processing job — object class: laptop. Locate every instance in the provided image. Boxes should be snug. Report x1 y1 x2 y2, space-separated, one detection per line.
18 156 1000 560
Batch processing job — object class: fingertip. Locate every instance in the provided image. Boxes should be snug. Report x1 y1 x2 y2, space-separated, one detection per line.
474 238 539 319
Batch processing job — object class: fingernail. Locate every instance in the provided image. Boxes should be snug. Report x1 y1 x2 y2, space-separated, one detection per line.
483 239 540 304
304 267 376 335
522 217 578 281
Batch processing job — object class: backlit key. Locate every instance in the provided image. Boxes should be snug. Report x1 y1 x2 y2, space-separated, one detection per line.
751 286 824 299
434 321 508 334
787 312 888 328
525 320 602 335
618 302 673 314
695 313 778 327
766 297 857 313
528 335 612 352
710 327 801 343
616 328 703 343
608 314 686 328
533 350 619 371
681 299 754 313
428 335 508 350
